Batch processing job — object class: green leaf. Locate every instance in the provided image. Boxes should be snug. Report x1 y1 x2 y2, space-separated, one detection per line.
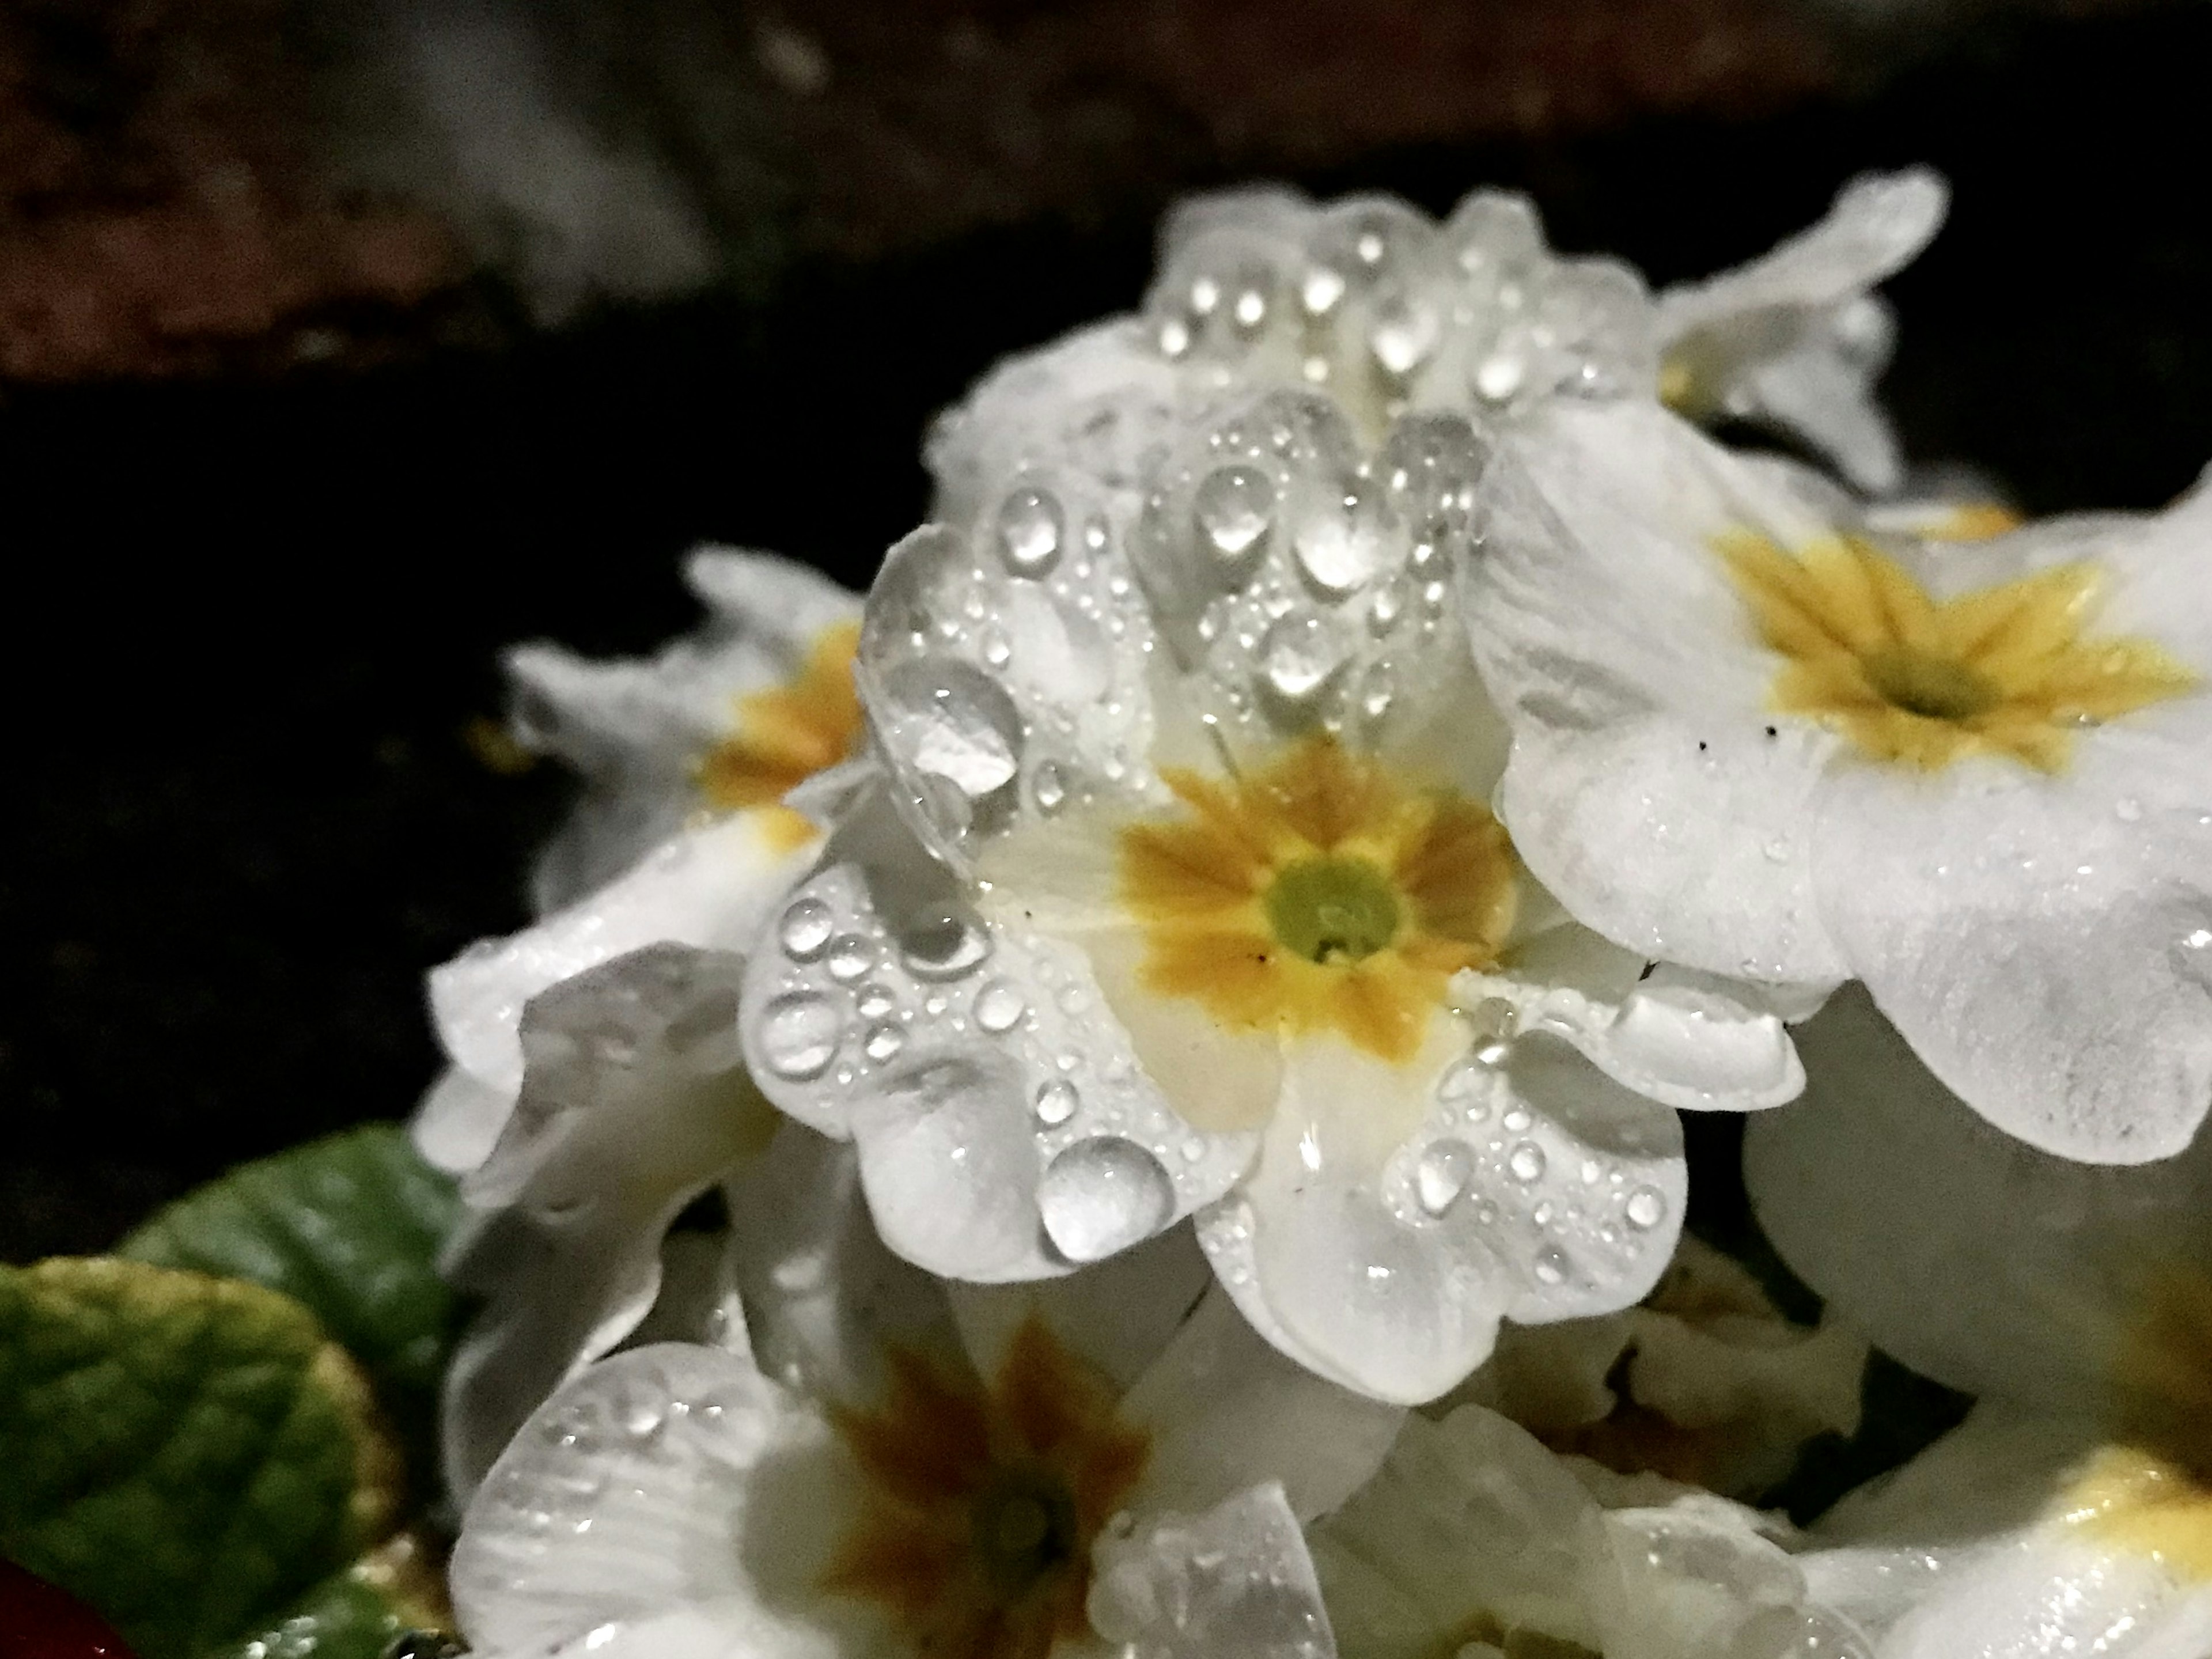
0 1257 403 1659
118 1125 465 1463
199 1535 454 1659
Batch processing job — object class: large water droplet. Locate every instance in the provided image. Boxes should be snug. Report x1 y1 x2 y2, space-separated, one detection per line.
1532 1246 1570 1286
1415 1140 1472 1215
997 487 1064 577
899 908 993 981
825 934 876 982
973 979 1027 1033
1508 1141 1547 1183
1474 353 1524 403
1624 1185 1667 1230
778 898 834 961
1034 1080 1079 1127
878 659 1024 800
1260 612 1340 701
1291 497 1387 595
863 1022 905 1062
1038 1138 1175 1262
760 991 840 1079
1193 464 1276 562
1369 298 1438 377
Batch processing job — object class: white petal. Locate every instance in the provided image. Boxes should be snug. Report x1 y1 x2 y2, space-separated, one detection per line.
682 547 861 652
947 1224 1211 1393
1471 400 1854 982
433 813 808 1114
412 1063 514 1175
1201 1023 1685 1404
441 946 779 1497
1089 1482 1338 1659
1119 1289 1404 1524
1582 1498 1860 1659
1745 986 2212 1413
1310 1404 1604 1656
452 1343 873 1656
743 802 1256 1282
1658 171 1947 329
1875 1526 2184 1659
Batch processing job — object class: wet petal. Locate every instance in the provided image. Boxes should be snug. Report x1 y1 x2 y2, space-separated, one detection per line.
441 945 779 1498
451 1343 870 1657
1089 1482 1339 1659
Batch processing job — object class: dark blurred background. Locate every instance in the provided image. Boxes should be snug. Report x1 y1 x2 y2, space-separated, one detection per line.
6 0 2212 1262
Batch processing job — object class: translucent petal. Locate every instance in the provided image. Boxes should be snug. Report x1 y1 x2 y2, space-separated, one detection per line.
1089 1482 1338 1659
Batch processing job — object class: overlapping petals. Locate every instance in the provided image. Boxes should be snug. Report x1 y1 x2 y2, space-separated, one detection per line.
742 387 1801 1403
1466 398 2212 1161
413 549 863 1173
449 1185 1401 1659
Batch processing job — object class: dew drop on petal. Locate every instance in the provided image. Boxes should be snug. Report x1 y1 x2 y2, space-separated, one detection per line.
974 979 1026 1033
900 908 993 980
1038 1138 1175 1262
1260 611 1339 701
1292 499 1387 595
1032 760 1067 813
1474 353 1524 403
863 1022 906 1062
998 487 1065 577
1508 1141 1547 1183
1624 1185 1668 1230
1194 464 1276 562
1301 266 1346 316
1533 1246 1570 1286
825 934 876 982
760 991 840 1079
778 897 834 960
1034 1080 1079 1127
855 982 897 1021
1415 1139 1472 1216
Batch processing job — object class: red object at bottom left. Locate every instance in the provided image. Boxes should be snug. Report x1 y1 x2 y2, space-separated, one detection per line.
0 1562 138 1659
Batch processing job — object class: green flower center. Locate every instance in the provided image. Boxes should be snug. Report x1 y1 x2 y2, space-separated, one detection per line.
969 1472 1079 1594
1264 855 1403 964
1860 646 2002 723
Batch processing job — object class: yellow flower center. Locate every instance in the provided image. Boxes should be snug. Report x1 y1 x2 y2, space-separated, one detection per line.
823 1320 1149 1659
1719 531 2195 772
1116 735 1518 1065
694 618 864 847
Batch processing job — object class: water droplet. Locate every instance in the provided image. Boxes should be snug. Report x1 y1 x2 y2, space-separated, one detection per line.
863 1022 905 1062
1038 1138 1175 1262
825 934 876 982
1301 266 1346 316
1357 661 1394 721
1260 612 1339 701
778 897 833 960
622 1400 665 1440
878 659 1023 798
1624 1186 1667 1230
1508 1141 1547 1183
997 487 1064 577
1501 1107 1532 1133
974 979 1026 1033
1415 1140 1472 1215
1032 760 1067 812
1369 299 1438 377
1532 1246 1570 1285
1034 1080 1079 1127
759 992 840 1079
980 627 1012 668
1292 499 1387 595
1232 285 1269 331
900 908 993 980
1193 464 1275 562
1474 353 1524 403
1158 317 1191 358
1368 575 1407 633
855 982 897 1020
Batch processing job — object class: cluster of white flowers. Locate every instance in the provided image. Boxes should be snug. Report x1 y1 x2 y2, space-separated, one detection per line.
418 168 2212 1659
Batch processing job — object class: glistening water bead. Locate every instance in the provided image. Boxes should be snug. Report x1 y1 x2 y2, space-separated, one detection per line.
997 487 1065 577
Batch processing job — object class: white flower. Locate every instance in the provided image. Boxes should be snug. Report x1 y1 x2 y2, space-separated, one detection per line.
741 387 1804 1405
438 943 783 1497
412 548 864 1173
1654 169 1949 494
1310 1398 1863 1659
1453 1234 1867 1502
1464 397 2212 1161
1741 988 2212 1656
929 171 1942 533
449 1207 1402 1659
